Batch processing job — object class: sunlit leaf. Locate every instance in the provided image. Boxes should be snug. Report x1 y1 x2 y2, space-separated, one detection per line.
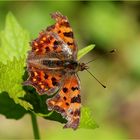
79 107 99 129
78 44 95 60
0 12 29 64
0 58 33 110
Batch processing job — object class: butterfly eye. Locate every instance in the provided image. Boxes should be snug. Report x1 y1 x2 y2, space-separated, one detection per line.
72 61 78 67
64 61 78 70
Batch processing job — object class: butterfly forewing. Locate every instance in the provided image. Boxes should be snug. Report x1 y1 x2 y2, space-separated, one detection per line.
47 12 78 59
30 31 73 60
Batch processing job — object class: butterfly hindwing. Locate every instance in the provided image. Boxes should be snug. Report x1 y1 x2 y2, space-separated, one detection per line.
23 66 64 95
47 74 81 130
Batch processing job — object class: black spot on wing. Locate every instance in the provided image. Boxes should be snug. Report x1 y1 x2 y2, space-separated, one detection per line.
53 41 61 50
44 74 48 79
67 42 73 46
51 77 59 86
74 109 80 116
54 40 60 45
65 102 69 106
63 31 73 38
51 77 57 81
60 22 70 27
45 47 50 52
71 94 81 103
63 96 67 100
70 111 73 115
63 87 68 93
71 86 79 91
52 81 58 86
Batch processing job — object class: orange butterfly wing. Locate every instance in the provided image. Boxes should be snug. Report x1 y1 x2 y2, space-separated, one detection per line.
47 11 78 59
47 74 81 129
23 66 64 95
30 31 73 60
30 11 77 59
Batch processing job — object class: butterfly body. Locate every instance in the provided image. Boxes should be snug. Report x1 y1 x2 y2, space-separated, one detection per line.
23 12 87 130
42 59 78 71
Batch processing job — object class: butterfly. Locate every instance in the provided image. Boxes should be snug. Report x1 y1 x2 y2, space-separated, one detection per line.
23 12 90 130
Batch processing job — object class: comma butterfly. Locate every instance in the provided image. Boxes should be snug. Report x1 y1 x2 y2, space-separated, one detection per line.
23 12 91 130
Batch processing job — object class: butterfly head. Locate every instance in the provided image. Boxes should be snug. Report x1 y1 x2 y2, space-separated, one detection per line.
78 63 89 71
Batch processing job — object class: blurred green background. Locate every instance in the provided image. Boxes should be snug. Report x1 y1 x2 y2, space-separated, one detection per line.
0 1 140 139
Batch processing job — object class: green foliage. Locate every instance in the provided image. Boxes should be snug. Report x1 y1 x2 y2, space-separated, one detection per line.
22 86 67 123
0 58 33 110
0 12 32 110
0 12 97 129
0 12 30 64
78 44 95 60
79 107 99 129
0 92 27 119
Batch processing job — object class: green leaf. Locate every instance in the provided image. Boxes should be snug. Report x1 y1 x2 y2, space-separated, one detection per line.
0 58 33 110
0 12 30 64
79 107 99 129
0 92 27 119
78 44 95 60
21 86 66 123
0 12 32 110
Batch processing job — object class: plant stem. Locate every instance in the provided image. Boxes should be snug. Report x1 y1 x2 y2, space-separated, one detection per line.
31 113 40 139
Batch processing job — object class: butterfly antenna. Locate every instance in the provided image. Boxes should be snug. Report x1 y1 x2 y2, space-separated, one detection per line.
85 69 106 88
85 49 116 65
